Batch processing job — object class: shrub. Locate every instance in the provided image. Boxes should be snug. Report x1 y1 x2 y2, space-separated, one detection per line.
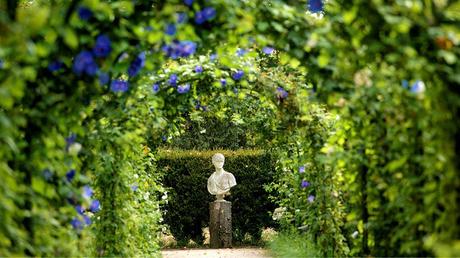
156 148 277 245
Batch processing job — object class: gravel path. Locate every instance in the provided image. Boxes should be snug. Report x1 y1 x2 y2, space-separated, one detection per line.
161 247 271 258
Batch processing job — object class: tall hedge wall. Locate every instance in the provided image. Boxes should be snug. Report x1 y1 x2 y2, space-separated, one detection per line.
156 149 277 245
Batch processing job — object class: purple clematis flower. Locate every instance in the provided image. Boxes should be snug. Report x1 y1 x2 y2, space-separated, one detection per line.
152 83 160 93
308 0 323 13
301 180 310 188
70 217 83 230
128 52 146 77
90 199 100 212
276 87 288 99
232 70 244 81
78 6 93 21
165 23 177 36
299 166 305 173
66 169 76 182
220 78 227 87
169 74 178 86
177 83 191 94
93 35 112 58
262 46 275 54
195 65 203 73
110 79 129 93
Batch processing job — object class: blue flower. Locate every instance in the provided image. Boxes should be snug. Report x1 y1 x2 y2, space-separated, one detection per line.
195 7 216 24
202 7 216 20
152 83 160 93
93 35 112 58
210 54 217 61
410 80 425 94
110 79 129 93
78 6 93 21
85 61 99 76
301 180 310 188
162 41 197 59
195 65 203 73
262 46 275 54
169 74 178 86
184 0 193 6
276 87 288 99
177 83 191 94
308 0 323 13
48 60 64 72
236 48 247 57
165 23 177 36
75 205 85 215
90 199 100 212
66 169 76 182
307 195 315 203
73 50 98 76
177 12 187 23
0 59 4 69
83 215 91 225
232 70 244 81
70 217 83 230
82 185 93 199
128 52 146 77
220 78 227 87
299 166 305 173
162 136 167 142
99 72 109 85
131 185 139 191
195 11 206 24
65 133 77 151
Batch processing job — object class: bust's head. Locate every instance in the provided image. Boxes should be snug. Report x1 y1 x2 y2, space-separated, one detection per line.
212 153 225 169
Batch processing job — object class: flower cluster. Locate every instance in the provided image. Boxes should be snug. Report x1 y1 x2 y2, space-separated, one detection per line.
73 35 111 76
177 83 191 94
70 185 101 230
162 40 197 59
195 7 216 24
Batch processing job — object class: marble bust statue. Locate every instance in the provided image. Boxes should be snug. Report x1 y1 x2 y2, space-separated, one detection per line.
207 153 237 201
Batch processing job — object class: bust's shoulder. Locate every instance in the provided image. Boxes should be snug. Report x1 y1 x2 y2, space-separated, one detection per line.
223 171 235 178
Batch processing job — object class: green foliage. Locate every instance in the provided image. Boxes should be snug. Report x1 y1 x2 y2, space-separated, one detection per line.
1 0 459 256
156 148 277 245
268 230 320 258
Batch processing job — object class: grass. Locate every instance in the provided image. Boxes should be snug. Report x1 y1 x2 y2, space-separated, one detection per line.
268 230 320 258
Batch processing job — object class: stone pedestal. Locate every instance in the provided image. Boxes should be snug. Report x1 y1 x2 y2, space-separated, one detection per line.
209 200 232 248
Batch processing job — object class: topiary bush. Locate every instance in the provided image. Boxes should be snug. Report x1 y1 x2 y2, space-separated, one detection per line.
156 149 277 245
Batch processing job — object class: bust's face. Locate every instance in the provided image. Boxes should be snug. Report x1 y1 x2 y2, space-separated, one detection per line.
212 154 225 169
213 158 224 169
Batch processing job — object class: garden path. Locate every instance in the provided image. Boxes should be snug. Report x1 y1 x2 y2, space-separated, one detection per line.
161 247 271 258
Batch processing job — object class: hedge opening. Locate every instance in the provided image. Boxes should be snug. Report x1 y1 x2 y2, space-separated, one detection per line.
156 148 278 246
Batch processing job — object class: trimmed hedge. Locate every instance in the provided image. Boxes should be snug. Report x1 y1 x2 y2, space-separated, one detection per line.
156 149 277 245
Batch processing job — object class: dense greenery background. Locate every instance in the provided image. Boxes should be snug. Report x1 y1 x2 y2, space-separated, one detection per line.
0 0 459 257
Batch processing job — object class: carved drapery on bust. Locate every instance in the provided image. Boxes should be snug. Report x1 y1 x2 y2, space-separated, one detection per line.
207 153 236 201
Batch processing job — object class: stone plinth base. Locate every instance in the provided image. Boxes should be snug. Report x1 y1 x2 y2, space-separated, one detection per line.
209 200 232 248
